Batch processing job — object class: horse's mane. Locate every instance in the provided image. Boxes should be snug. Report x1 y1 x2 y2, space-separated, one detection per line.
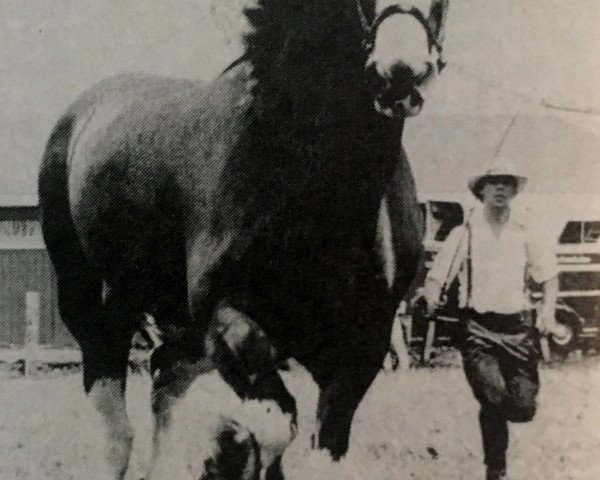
232 0 400 213
242 0 375 111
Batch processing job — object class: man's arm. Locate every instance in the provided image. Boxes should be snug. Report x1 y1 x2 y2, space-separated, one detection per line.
526 232 566 337
537 276 566 337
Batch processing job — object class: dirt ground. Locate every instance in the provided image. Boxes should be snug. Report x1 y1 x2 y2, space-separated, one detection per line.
0 358 598 480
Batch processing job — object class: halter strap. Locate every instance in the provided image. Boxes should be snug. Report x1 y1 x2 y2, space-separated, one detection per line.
356 0 374 34
356 1 446 71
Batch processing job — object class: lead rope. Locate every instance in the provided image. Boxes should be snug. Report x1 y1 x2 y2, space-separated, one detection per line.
465 222 472 309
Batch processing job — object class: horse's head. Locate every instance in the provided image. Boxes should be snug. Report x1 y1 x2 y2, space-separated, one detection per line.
362 0 449 117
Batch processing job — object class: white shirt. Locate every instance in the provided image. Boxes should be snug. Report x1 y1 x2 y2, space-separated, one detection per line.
427 206 558 314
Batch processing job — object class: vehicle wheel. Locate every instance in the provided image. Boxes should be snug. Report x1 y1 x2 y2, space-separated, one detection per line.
548 311 580 358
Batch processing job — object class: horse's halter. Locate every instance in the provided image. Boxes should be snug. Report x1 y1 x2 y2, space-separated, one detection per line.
356 0 446 73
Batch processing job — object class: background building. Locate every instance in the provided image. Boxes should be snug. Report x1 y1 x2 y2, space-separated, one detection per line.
0 195 73 348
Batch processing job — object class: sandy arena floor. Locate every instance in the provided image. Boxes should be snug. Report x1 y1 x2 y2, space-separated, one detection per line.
0 358 598 480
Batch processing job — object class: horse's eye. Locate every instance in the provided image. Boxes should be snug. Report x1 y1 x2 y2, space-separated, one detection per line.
266 406 272 414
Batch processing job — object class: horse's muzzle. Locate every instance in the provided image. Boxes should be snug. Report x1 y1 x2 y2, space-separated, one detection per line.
376 83 424 117
365 61 431 117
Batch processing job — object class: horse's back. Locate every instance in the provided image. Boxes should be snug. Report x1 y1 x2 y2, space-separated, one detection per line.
65 69 249 181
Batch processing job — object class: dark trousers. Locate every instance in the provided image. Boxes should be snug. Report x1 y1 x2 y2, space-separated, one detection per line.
460 310 540 472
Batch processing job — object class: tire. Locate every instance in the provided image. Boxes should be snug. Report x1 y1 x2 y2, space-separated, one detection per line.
549 310 581 358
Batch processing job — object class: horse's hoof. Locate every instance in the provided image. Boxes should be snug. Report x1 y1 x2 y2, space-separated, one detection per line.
264 456 284 480
201 418 261 480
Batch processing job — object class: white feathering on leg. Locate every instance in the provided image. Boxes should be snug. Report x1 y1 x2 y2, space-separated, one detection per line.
234 400 295 471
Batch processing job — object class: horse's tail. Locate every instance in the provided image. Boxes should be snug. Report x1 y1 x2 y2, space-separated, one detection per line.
39 115 104 364
38 115 77 251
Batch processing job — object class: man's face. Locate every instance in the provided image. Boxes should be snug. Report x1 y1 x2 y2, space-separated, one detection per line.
480 176 517 209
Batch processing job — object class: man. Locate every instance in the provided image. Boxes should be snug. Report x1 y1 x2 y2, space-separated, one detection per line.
423 160 566 480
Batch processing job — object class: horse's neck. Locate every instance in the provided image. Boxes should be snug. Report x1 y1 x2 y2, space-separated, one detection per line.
245 0 366 115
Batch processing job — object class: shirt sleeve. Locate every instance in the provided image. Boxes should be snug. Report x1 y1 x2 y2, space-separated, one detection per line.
426 226 468 286
526 232 558 284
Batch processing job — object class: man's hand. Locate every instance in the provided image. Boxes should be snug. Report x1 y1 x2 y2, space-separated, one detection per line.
536 277 566 339
536 310 569 339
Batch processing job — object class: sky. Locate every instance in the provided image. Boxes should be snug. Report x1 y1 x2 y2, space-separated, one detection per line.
0 0 598 197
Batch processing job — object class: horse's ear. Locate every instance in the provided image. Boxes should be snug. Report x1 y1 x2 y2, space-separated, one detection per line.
428 0 449 46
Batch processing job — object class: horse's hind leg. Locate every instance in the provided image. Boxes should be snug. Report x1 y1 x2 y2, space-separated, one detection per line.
40 116 137 479
57 272 137 479
46 246 136 479
40 116 137 478
85 291 139 480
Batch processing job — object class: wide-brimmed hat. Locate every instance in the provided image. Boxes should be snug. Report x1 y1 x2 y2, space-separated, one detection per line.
467 159 528 200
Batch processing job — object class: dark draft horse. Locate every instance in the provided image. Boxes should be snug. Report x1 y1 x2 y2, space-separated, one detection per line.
38 1 448 478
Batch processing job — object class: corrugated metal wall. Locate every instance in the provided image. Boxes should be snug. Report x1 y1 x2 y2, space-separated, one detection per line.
0 249 75 347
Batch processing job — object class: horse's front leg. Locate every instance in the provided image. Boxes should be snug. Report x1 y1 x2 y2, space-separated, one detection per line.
148 320 214 480
148 301 296 480
313 359 384 460
209 302 298 480
313 289 394 460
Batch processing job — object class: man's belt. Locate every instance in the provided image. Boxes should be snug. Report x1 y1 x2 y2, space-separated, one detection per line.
460 309 534 333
